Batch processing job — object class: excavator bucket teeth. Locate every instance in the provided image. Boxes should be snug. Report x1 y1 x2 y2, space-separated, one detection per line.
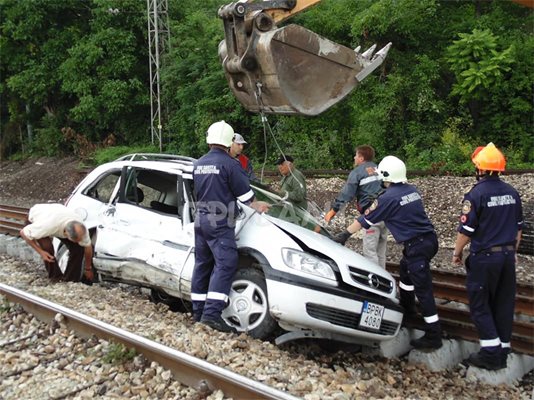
219 22 390 115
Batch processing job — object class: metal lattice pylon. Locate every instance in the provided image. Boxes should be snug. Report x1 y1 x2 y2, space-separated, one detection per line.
147 0 170 152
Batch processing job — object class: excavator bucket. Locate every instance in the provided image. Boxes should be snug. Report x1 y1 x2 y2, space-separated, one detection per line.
218 2 391 116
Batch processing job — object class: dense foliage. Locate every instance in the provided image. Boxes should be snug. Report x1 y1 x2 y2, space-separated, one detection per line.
1 0 532 173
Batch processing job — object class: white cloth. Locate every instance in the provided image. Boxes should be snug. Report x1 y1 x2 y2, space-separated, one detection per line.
22 204 90 246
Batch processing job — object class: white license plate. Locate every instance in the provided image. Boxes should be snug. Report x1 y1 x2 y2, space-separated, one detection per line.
359 301 384 331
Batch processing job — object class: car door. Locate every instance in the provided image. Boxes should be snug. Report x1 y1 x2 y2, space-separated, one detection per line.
93 165 195 298
66 168 122 229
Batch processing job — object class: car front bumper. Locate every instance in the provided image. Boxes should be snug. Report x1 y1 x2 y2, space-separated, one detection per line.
265 277 403 343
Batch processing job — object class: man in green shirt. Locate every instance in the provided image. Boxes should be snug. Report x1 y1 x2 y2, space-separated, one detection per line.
276 155 308 209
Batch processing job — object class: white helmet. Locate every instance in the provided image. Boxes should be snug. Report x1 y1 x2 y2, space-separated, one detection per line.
378 155 407 183
206 120 234 147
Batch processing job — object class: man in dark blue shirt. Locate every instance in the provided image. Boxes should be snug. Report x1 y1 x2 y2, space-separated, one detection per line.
335 155 442 350
453 143 523 370
324 145 388 268
192 120 270 333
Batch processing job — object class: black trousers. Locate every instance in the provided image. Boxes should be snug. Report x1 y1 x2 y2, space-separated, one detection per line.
399 232 440 333
37 236 85 282
466 250 516 356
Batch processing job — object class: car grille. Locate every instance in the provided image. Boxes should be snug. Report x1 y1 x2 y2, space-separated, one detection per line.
348 266 394 294
306 303 399 336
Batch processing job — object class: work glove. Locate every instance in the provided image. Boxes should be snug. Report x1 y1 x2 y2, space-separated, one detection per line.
333 230 352 245
324 209 336 223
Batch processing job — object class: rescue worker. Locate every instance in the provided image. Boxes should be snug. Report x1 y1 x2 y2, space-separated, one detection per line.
20 203 93 283
453 143 523 370
229 133 257 181
334 156 442 350
324 145 388 268
192 120 270 333
276 155 308 209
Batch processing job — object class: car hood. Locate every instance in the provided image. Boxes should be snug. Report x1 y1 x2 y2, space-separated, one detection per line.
260 213 391 278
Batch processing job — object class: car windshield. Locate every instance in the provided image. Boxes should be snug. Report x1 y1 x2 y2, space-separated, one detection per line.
250 182 332 238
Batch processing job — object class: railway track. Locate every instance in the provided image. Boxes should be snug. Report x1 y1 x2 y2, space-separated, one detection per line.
258 168 534 178
1 204 533 355
0 204 27 236
0 283 298 400
384 265 534 355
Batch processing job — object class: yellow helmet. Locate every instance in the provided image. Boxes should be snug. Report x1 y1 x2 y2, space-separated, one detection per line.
472 142 506 172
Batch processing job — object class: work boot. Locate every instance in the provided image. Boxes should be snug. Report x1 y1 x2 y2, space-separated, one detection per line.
466 352 506 371
500 348 512 367
200 315 237 333
410 332 442 350
192 311 203 323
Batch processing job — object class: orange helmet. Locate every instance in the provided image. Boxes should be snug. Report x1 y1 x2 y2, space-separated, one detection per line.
471 146 485 162
472 142 506 172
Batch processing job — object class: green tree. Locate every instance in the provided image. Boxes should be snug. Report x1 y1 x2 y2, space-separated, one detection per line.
446 29 514 103
1 0 92 154
59 0 148 143
1 0 532 167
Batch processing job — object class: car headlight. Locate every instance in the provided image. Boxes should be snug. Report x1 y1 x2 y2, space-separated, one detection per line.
281 248 336 281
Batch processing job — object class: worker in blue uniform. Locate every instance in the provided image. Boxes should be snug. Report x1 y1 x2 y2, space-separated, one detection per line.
191 120 270 333
453 143 523 370
334 155 442 350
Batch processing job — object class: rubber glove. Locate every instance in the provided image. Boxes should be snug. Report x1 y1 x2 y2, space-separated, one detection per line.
333 230 352 245
324 209 337 222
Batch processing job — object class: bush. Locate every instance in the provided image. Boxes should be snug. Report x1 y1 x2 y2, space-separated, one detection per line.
404 117 476 175
92 144 160 165
31 117 66 157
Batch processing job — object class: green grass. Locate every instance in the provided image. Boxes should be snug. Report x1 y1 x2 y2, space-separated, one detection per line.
102 342 137 364
0 298 11 314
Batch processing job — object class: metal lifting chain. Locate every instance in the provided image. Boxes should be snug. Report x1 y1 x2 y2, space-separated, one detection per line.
253 81 303 191
254 81 270 183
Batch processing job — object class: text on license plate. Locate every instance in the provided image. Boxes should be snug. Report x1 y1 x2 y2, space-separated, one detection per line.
359 301 385 331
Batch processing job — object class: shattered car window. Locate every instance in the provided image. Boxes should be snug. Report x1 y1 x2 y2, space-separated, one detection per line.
251 183 332 238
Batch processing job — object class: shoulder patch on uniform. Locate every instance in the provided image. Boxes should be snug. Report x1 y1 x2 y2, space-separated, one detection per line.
461 200 471 214
365 199 378 215
365 166 377 176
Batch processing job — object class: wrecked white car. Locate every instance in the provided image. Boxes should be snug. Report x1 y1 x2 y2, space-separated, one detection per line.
59 154 403 345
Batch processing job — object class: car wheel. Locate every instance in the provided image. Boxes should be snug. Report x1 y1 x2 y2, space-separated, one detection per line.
222 268 278 340
149 288 189 312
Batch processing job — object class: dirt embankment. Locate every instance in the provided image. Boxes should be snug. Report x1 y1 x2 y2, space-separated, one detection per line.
0 157 85 207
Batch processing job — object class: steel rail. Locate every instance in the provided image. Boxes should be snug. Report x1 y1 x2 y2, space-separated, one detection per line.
386 262 534 355
386 263 534 316
0 283 299 400
0 204 28 213
405 305 534 355
0 204 27 236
